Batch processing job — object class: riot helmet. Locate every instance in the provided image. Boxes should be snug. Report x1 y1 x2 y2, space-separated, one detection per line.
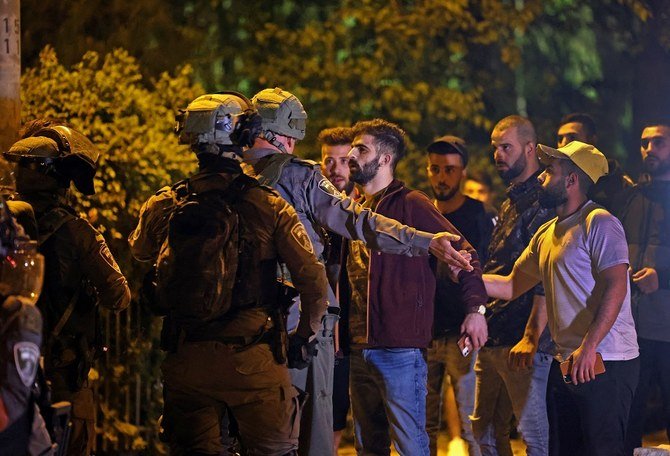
3 126 99 195
252 88 307 152
175 91 262 159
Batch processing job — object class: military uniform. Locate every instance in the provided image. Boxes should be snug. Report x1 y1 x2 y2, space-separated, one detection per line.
243 147 436 455
129 171 328 456
20 194 131 456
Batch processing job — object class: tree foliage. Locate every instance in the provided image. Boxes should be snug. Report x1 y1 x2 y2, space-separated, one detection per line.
21 48 202 451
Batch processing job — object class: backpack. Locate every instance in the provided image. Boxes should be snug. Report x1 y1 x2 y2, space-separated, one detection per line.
155 174 258 327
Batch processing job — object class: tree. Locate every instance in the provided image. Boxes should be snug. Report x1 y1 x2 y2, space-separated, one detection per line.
21 46 202 451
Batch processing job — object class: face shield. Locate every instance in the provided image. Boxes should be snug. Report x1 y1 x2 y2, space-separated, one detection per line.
0 239 44 305
0 198 44 304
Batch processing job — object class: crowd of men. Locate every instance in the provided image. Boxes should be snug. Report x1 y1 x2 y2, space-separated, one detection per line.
0 86 668 456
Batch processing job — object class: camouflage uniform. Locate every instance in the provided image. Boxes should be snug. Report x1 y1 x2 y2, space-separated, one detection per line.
243 148 435 455
129 170 328 456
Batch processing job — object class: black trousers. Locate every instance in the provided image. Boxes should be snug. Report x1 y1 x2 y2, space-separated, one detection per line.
626 338 670 453
547 357 639 456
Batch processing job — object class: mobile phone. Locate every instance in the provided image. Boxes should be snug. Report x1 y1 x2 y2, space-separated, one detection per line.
560 352 606 383
457 334 472 357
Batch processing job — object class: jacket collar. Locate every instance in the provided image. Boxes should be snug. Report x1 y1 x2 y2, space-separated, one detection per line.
506 170 542 202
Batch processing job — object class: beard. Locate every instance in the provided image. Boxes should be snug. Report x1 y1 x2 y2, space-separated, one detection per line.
349 158 381 185
433 184 459 202
643 155 670 177
538 183 568 208
497 153 527 182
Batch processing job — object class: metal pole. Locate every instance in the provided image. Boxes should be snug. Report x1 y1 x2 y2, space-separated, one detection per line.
0 0 20 151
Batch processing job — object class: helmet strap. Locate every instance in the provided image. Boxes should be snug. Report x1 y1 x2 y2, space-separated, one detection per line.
261 131 289 154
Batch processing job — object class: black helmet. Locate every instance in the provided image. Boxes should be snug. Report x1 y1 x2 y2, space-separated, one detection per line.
3 126 99 195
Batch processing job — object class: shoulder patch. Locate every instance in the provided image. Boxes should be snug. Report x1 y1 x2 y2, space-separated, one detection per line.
96 235 123 274
290 223 314 255
14 341 40 387
318 178 343 199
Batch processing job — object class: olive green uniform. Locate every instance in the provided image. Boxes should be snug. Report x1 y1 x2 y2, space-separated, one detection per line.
129 171 328 455
18 194 131 456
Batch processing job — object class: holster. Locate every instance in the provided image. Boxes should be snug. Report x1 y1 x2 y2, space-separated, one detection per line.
269 280 299 365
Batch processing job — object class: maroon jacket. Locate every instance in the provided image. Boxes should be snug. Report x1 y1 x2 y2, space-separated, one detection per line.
366 179 487 348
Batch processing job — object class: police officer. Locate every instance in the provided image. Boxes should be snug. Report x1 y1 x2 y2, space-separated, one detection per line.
129 92 328 455
243 87 473 455
0 194 53 455
3 126 131 456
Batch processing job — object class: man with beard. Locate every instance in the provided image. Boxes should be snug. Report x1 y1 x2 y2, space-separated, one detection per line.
243 88 473 456
317 126 357 455
471 115 554 456
556 113 633 216
424 136 494 456
483 141 639 456
622 121 670 453
345 119 488 456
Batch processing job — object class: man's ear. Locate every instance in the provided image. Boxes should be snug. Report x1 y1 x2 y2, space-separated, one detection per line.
566 172 577 188
526 142 536 157
380 152 392 167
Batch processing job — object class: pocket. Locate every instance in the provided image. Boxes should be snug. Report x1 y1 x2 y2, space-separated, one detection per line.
233 344 275 375
288 385 303 441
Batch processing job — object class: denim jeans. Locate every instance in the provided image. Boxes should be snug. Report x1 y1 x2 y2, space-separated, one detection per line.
547 357 639 456
471 346 551 456
350 348 430 456
426 335 482 456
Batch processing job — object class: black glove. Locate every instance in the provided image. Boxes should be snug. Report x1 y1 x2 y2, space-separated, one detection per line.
287 334 318 369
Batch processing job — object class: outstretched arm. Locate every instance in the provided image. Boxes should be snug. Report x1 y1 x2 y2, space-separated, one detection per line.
483 266 539 302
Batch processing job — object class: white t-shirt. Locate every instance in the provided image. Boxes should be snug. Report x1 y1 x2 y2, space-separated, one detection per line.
516 201 639 362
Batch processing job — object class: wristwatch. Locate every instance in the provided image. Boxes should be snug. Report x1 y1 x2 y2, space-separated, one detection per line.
474 304 486 315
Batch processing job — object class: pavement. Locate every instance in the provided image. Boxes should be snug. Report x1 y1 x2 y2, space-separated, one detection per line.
338 430 669 455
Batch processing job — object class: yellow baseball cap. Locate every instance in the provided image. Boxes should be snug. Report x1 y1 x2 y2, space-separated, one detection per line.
537 141 608 183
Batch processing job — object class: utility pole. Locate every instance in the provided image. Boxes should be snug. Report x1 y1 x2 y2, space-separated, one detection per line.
0 0 20 152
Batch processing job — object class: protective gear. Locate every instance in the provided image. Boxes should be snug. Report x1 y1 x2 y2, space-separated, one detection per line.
0 196 53 455
3 126 99 195
175 92 262 156
129 169 329 456
252 88 307 152
0 198 44 303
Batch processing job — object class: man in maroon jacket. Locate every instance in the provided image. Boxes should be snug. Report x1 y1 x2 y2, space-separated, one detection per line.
345 119 488 455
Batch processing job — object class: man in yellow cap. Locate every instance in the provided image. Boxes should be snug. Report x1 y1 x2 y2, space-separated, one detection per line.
481 141 639 456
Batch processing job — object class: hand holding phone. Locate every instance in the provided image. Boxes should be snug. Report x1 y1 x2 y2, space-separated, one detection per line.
457 333 473 357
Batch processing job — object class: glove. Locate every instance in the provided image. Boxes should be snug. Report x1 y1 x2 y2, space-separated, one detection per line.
287 334 318 369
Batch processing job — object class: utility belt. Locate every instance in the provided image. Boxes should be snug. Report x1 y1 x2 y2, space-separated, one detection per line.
162 306 290 365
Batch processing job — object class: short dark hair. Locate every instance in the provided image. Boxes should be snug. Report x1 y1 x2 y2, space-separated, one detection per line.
317 127 354 147
560 159 594 194
352 119 407 170
560 113 597 138
493 115 537 145
641 118 670 131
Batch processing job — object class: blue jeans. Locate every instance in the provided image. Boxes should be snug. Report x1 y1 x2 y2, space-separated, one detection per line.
471 347 551 456
350 348 429 456
426 335 482 456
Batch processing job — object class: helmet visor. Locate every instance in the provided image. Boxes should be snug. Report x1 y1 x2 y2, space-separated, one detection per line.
0 240 44 304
